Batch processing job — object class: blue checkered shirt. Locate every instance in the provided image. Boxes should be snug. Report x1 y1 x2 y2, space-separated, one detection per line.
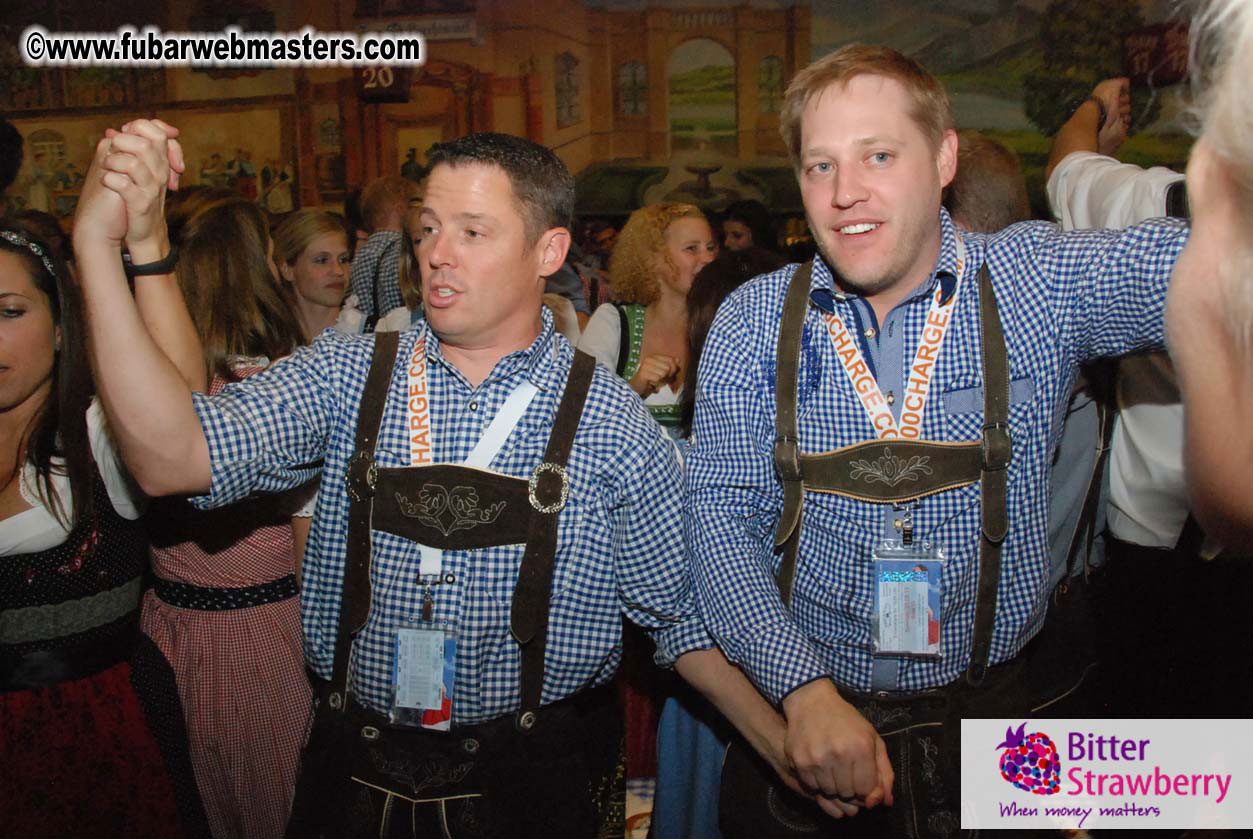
190 310 708 722
685 209 1188 705
349 229 405 318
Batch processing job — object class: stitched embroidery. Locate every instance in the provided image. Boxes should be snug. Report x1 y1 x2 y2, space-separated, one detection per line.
395 485 506 536
849 448 934 487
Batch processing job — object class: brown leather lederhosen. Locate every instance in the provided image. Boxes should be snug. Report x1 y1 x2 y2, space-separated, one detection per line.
287 333 621 839
721 261 1031 839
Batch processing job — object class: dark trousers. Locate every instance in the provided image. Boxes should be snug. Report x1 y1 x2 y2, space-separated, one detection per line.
1094 535 1253 719
286 685 623 839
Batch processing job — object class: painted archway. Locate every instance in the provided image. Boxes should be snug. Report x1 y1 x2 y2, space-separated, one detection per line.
666 38 736 157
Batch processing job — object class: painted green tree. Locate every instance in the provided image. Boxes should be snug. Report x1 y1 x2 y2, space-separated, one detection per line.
1023 0 1162 136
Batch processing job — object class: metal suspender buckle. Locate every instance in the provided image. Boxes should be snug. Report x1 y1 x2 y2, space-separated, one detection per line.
345 451 378 502
980 421 1012 472
528 462 570 514
773 434 802 482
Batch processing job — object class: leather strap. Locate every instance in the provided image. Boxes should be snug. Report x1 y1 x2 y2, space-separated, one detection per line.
511 350 598 711
772 263 813 603
1060 362 1116 591
770 261 1012 685
967 264 1011 685
333 330 401 709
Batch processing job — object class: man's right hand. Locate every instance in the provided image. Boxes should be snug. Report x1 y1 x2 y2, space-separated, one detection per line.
781 678 894 818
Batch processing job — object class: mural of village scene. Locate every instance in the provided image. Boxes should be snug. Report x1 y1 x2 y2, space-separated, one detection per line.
156 108 298 215
3 116 118 219
810 0 1194 212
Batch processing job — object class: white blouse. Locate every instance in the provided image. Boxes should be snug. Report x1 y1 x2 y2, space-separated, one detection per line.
0 400 144 556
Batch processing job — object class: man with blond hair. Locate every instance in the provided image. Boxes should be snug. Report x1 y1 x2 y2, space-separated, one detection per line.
686 45 1188 836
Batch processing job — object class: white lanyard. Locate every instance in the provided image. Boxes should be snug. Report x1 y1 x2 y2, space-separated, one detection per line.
405 335 540 576
821 238 967 440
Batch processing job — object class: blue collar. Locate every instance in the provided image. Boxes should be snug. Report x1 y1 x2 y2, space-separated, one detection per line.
420 305 561 392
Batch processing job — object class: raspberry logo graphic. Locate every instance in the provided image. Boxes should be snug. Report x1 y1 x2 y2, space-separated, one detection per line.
996 722 1061 795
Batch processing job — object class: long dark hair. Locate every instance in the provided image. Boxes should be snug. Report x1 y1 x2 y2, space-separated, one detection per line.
680 247 786 436
1 221 93 529
177 198 303 381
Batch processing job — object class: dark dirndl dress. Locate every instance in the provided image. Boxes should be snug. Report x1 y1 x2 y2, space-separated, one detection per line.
0 477 209 839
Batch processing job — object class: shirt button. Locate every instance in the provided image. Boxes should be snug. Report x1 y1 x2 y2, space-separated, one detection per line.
469 401 479 412
886 391 896 405
864 327 877 339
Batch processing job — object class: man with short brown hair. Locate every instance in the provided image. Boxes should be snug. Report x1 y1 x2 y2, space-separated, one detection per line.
350 174 422 320
687 45 1187 836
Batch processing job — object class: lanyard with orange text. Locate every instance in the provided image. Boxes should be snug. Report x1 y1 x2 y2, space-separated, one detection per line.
404 334 538 578
821 238 966 440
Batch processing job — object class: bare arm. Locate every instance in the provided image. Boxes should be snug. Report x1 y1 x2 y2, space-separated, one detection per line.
1046 78 1131 180
72 127 211 497
108 122 208 395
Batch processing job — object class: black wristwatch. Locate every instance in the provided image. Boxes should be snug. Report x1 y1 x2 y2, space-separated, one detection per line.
122 245 179 277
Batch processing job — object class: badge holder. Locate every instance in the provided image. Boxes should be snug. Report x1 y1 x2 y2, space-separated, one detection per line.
389 584 457 731
871 507 944 658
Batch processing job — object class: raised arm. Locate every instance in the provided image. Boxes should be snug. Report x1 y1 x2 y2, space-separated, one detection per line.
107 120 208 395
72 124 211 496
1046 77 1131 180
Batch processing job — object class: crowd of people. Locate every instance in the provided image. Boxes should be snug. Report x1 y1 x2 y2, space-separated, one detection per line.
2 0 1251 836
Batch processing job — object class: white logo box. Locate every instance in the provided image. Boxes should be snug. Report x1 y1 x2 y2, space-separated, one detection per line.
960 719 1252 830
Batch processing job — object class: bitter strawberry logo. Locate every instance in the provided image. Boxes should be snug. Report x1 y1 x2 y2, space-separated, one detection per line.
996 722 1061 795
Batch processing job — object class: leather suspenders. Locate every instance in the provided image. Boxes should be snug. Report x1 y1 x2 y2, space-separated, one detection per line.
771 261 1012 686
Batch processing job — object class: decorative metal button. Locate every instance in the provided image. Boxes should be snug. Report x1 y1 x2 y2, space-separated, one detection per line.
528 462 570 514
886 392 896 405
864 327 876 339
469 401 479 412
328 692 343 709
361 726 380 741
517 710 537 731
462 738 480 754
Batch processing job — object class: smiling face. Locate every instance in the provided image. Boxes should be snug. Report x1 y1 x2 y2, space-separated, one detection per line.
280 231 351 310
660 216 718 296
0 250 57 417
418 162 565 352
799 74 957 307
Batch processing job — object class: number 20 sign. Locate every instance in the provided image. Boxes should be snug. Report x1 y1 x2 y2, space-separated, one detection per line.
356 66 412 103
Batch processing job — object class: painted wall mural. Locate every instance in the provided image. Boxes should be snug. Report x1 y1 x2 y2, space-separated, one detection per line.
810 0 1193 207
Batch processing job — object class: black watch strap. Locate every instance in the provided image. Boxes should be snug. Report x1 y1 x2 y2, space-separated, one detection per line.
123 244 179 277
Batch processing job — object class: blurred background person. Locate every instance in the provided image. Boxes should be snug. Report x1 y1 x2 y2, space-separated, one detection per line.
943 130 1032 233
654 247 785 839
720 199 779 258
140 194 314 839
579 202 717 439
273 209 352 342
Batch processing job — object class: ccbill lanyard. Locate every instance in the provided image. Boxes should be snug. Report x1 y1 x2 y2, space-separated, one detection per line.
404 334 539 580
820 237 967 439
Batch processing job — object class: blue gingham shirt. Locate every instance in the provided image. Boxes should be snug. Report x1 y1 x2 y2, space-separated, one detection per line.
190 310 708 721
349 229 404 318
685 209 1188 704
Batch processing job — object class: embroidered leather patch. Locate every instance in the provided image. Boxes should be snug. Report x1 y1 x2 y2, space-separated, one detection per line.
395 484 505 537
849 447 935 488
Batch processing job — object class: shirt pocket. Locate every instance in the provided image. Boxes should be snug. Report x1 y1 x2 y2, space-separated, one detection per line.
941 375 1036 479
